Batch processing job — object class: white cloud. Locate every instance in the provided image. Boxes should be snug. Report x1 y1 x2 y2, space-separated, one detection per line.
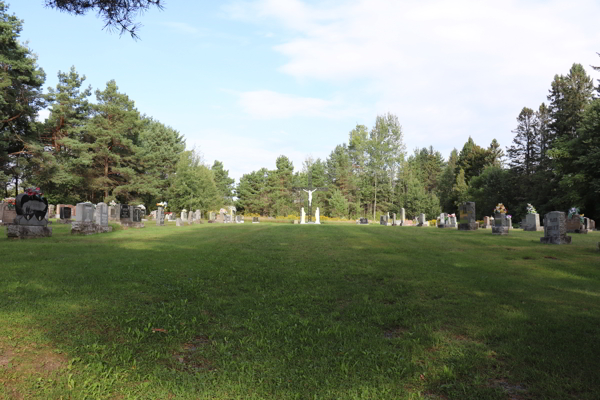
239 90 347 119
187 130 323 181
225 0 600 155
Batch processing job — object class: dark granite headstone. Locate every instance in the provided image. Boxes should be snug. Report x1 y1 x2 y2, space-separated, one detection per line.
492 213 509 235
60 206 71 219
458 202 478 230
540 211 571 244
132 207 142 223
360 218 369 224
120 204 131 219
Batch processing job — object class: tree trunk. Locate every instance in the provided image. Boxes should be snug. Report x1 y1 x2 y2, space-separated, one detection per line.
373 174 377 221
104 157 109 200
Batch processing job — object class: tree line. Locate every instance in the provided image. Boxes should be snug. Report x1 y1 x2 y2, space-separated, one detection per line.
0 2 234 211
2 2 599 221
236 61 600 223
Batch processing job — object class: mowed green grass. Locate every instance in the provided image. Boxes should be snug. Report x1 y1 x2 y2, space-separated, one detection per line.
0 222 599 400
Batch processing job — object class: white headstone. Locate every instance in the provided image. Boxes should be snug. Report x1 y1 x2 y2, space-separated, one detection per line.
301 207 306 224
96 202 108 226
315 207 321 224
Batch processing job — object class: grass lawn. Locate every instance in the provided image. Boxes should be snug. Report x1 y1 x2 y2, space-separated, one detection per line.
1 222 599 399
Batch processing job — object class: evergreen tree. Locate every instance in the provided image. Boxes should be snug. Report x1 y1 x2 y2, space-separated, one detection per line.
507 107 538 176
137 118 185 207
211 160 235 206
167 150 220 213
84 80 143 202
28 67 91 203
0 1 45 196
236 168 269 215
437 149 458 212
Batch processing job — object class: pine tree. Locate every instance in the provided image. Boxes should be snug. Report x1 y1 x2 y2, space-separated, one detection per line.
211 160 235 206
84 80 143 202
507 107 538 175
0 1 45 196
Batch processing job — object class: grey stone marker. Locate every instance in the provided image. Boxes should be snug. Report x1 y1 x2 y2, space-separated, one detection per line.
418 213 427 227
524 213 543 231
492 213 509 235
399 208 405 226
176 218 183 227
540 211 571 244
156 206 165 226
566 214 587 234
75 203 94 223
392 213 397 226
380 215 389 226
458 202 478 230
252 217 259 223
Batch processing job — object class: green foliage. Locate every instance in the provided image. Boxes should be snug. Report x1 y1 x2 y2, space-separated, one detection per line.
211 160 235 206
327 188 349 218
167 150 220 213
0 1 45 196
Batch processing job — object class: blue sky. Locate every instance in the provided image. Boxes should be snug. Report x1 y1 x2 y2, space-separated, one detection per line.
12 0 600 181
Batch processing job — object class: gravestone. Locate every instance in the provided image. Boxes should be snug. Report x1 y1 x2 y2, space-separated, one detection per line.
133 207 143 223
418 213 427 227
181 209 188 221
483 216 492 229
209 212 216 221
359 217 369 224
458 202 478 230
315 207 321 224
75 202 94 223
176 218 183 227
236 215 244 223
590 219 596 231
507 216 513 230
0 202 17 225
6 188 52 239
195 210 202 224
399 208 405 226
216 212 224 223
437 213 447 228
58 206 72 224
72 202 111 235
380 215 389 226
447 215 457 228
566 214 586 234
48 204 55 219
540 211 571 244
120 204 131 220
300 207 306 224
252 217 259 223
583 217 591 233
188 212 193 225
156 206 165 226
392 213 397 226
492 213 509 235
524 213 543 231
108 206 118 221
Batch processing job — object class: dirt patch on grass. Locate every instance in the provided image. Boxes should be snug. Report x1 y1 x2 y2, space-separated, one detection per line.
171 335 215 373
384 326 409 339
488 378 527 399
0 340 67 399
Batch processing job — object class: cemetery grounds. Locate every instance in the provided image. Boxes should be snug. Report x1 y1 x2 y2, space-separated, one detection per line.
0 222 599 400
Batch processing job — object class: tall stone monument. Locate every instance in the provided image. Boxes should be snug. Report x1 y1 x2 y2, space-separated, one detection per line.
458 202 478 230
156 206 165 226
6 187 52 239
492 213 509 235
540 211 571 244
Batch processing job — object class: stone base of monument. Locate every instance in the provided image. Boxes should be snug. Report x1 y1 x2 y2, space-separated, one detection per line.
446 223 457 228
540 235 571 244
57 218 72 224
120 221 145 229
7 224 52 239
567 228 588 234
70 222 113 235
492 226 509 235
458 223 478 230
437 223 445 228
